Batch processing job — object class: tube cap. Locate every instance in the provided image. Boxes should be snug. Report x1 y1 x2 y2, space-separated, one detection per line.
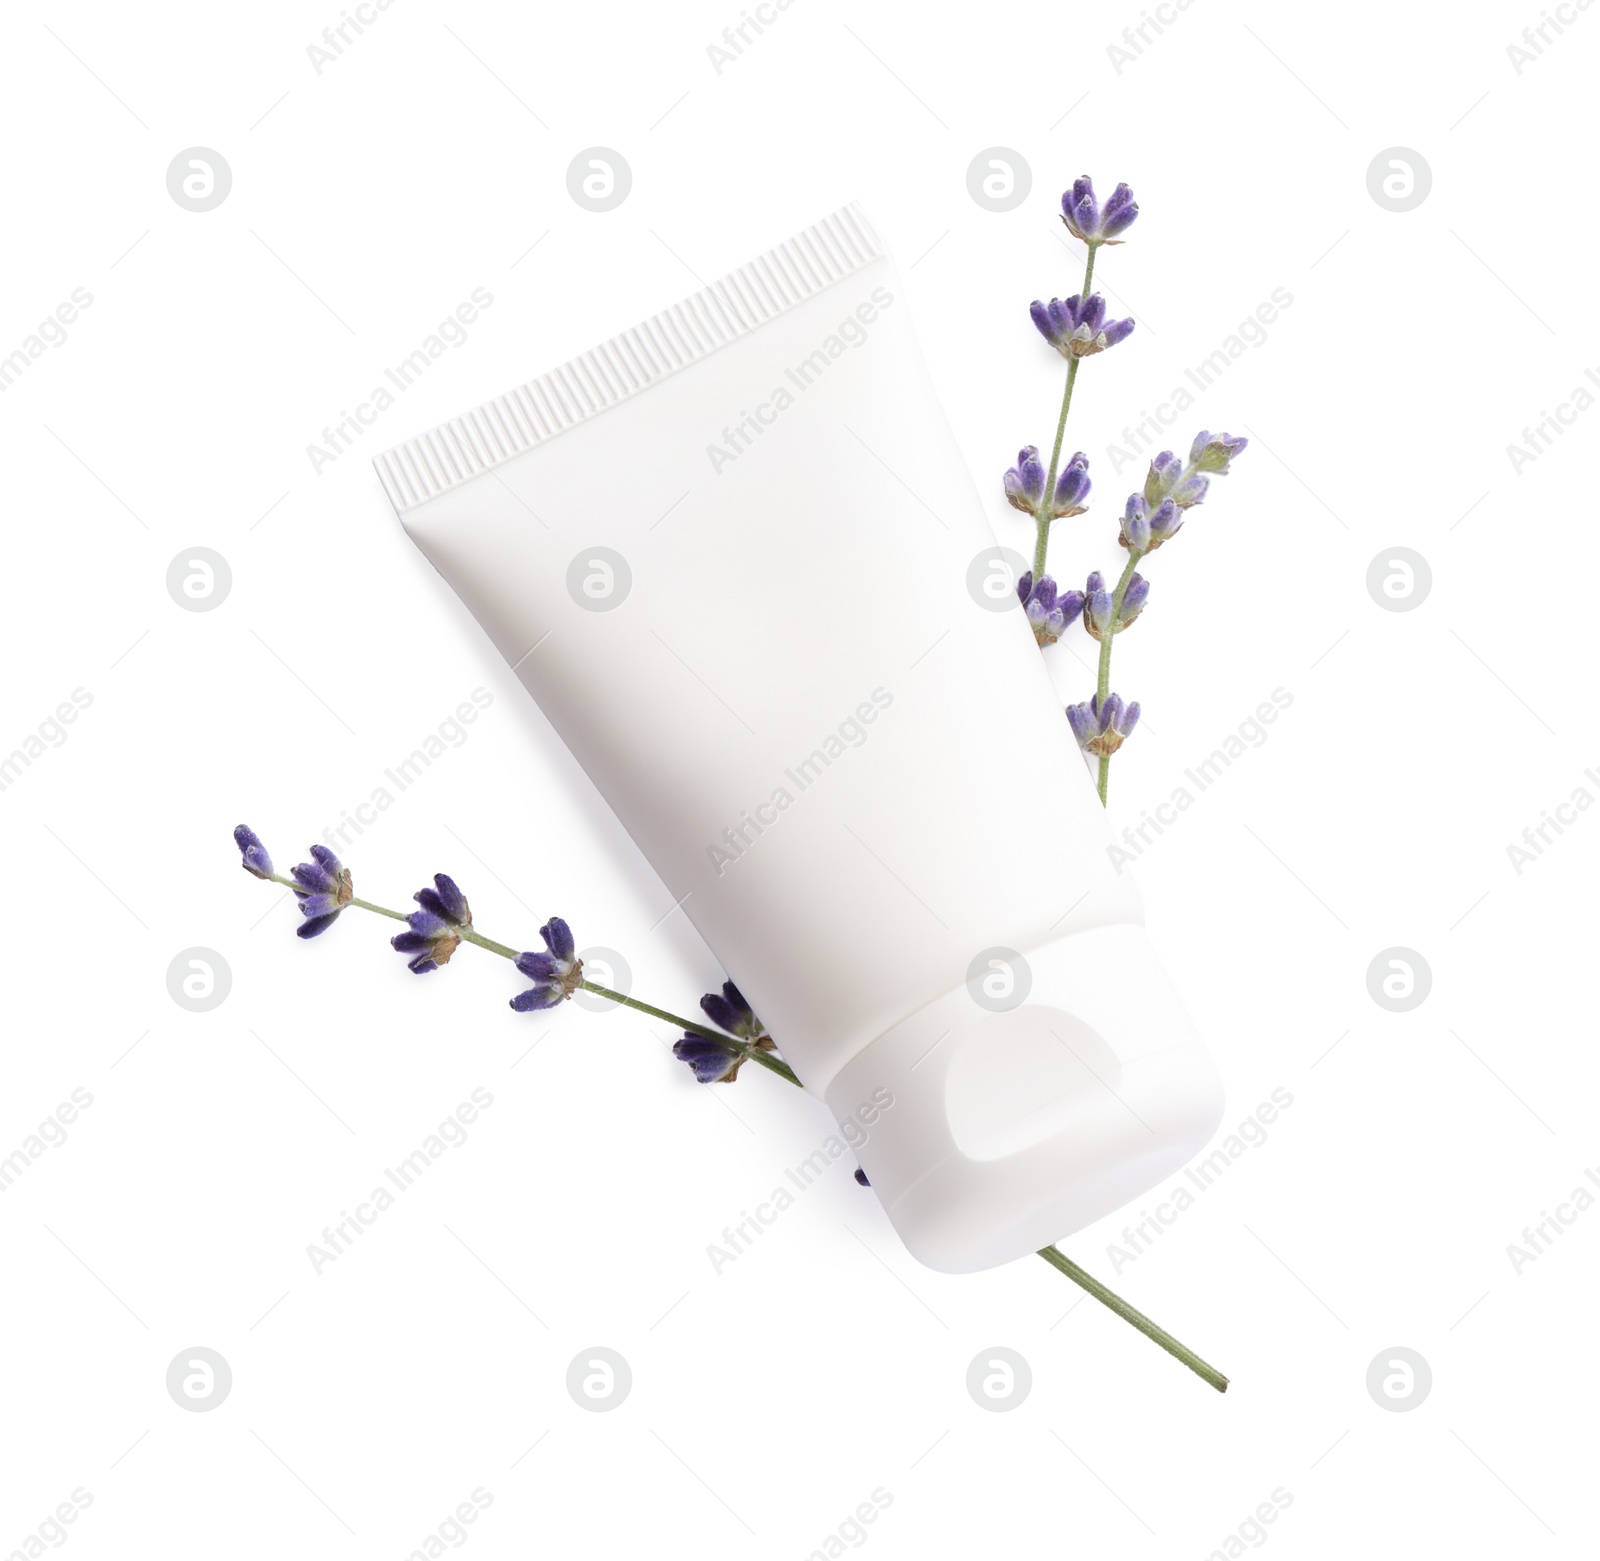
825 923 1224 1273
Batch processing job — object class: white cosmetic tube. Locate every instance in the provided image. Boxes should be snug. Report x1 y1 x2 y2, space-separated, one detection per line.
376 204 1223 1272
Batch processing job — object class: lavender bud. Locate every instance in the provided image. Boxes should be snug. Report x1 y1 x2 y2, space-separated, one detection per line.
1065 691 1142 756
701 980 766 1041
1120 494 1152 552
289 844 353 939
1051 452 1092 517
674 979 777 1083
1100 182 1139 238
1030 293 1135 359
672 1034 744 1084
510 917 584 1011
1143 450 1183 507
1083 572 1149 640
1148 497 1183 547
390 872 473 974
1017 571 1086 646
233 824 273 880
1060 176 1139 245
1189 430 1249 473
1003 445 1047 513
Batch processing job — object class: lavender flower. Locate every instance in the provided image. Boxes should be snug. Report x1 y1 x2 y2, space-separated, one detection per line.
1144 450 1210 509
1016 571 1086 646
1003 447 1092 518
510 917 584 1011
1066 692 1141 756
1124 434 1249 551
290 845 353 939
1051 451 1092 517
673 1033 744 1085
1083 571 1149 640
1030 294 1135 359
1003 445 1047 514
1190 430 1249 473
673 980 776 1084
390 873 471 974
1061 177 1139 245
233 825 273 880
701 980 766 1041
1119 493 1183 553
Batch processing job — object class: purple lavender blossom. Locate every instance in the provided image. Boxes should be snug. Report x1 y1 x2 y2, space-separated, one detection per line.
1030 294 1135 359
1119 493 1183 553
1005 448 1093 518
673 980 775 1083
233 825 273 880
290 845 353 939
391 872 472 974
1144 449 1210 509
1016 570 1087 646
1190 430 1249 473
510 917 583 1011
1065 692 1141 756
1051 451 1092 516
1083 570 1150 640
1124 434 1249 551
1003 446 1047 513
1061 177 1139 245
701 980 765 1041
673 1033 744 1084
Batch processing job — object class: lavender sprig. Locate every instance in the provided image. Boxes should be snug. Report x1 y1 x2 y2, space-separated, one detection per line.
1087 430 1247 801
1018 179 1130 584
1002 179 1250 807
231 823 1227 1391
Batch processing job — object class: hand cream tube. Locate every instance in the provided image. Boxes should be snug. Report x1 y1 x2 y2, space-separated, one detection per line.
376 204 1223 1273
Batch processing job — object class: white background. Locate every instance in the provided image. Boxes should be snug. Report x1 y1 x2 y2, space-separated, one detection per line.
1 0 1594 1556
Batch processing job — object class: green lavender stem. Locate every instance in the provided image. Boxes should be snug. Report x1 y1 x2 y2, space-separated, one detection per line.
1036 1245 1228 1392
1092 548 1145 804
256 867 1224 1385
1031 243 1098 583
